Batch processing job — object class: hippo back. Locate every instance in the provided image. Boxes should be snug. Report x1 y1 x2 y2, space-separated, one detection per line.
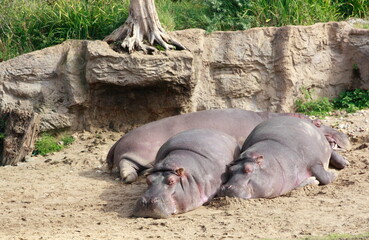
155 128 241 167
242 116 331 168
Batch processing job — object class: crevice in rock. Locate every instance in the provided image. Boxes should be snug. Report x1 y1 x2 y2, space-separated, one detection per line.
0 113 8 166
86 82 191 132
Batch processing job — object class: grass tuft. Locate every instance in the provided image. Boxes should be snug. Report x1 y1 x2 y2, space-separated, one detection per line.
333 89 369 113
295 88 334 117
295 88 369 116
33 133 75 156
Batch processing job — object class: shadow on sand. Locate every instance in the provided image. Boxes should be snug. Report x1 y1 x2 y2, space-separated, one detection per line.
79 169 147 218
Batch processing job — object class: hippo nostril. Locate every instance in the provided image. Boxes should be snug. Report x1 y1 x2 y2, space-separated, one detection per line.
149 197 159 204
139 197 148 205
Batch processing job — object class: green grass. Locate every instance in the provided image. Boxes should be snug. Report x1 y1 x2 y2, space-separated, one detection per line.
295 88 334 117
295 88 369 116
0 0 130 60
1 0 368 61
301 231 369 240
262 231 369 240
33 133 75 156
333 89 369 113
333 0 369 19
247 0 339 27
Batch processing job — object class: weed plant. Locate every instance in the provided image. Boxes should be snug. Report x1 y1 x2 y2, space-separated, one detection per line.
61 135 75 146
295 88 369 116
33 133 75 156
333 89 369 112
295 89 334 117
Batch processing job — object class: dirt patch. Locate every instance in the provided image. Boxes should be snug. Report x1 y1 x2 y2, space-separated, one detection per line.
1 110 368 240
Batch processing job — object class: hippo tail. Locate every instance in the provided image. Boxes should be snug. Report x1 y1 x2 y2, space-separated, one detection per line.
106 140 119 172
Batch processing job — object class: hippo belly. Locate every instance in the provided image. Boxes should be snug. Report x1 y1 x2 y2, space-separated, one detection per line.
219 116 337 199
133 128 240 218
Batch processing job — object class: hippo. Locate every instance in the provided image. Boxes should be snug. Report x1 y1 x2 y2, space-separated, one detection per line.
107 108 350 183
219 116 338 199
133 128 240 218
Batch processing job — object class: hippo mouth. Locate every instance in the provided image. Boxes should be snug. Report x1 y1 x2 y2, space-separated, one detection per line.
219 180 252 199
132 194 178 219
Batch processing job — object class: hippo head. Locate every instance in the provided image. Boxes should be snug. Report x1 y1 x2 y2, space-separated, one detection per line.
219 151 264 199
133 167 194 218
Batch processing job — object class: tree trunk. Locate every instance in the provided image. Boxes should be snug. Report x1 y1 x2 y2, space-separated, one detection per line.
0 111 40 166
104 0 186 53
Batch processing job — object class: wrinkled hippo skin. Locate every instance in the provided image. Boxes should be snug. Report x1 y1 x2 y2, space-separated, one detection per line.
133 129 240 218
219 116 338 199
107 108 350 183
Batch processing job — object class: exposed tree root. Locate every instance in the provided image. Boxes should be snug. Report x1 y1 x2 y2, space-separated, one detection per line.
104 0 186 54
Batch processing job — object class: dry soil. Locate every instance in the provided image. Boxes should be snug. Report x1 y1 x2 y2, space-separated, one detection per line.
1 110 368 240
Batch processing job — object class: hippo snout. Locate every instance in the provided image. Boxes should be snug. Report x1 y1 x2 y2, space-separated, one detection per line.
218 184 237 197
219 183 252 199
141 196 159 205
132 196 176 219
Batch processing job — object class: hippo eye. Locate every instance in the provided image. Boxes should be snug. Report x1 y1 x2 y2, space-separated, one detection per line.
243 164 254 174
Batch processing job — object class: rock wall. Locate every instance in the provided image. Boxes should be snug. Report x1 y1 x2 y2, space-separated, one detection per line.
172 22 369 112
0 21 369 164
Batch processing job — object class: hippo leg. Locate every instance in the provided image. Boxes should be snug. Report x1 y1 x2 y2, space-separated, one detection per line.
329 151 349 169
119 160 139 183
311 164 336 185
297 177 319 188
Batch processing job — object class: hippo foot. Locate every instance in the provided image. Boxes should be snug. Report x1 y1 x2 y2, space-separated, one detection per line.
311 165 337 185
298 177 319 188
120 170 138 184
330 151 350 169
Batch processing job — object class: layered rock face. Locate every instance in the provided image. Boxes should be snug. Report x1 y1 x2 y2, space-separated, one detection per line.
0 22 368 165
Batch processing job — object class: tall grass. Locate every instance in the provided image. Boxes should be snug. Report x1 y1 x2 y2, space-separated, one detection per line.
333 0 369 19
1 0 368 61
247 0 340 27
156 0 210 31
0 0 129 60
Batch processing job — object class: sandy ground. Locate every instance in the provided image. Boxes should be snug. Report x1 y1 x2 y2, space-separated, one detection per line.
1 110 368 240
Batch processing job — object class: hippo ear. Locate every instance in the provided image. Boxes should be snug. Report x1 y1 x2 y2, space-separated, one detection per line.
250 152 264 165
312 119 322 128
175 168 185 177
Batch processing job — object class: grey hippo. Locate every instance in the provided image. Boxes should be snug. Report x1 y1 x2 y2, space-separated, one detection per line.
133 128 240 218
219 116 340 199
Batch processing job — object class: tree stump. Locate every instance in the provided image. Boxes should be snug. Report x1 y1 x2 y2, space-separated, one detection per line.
0 110 40 166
